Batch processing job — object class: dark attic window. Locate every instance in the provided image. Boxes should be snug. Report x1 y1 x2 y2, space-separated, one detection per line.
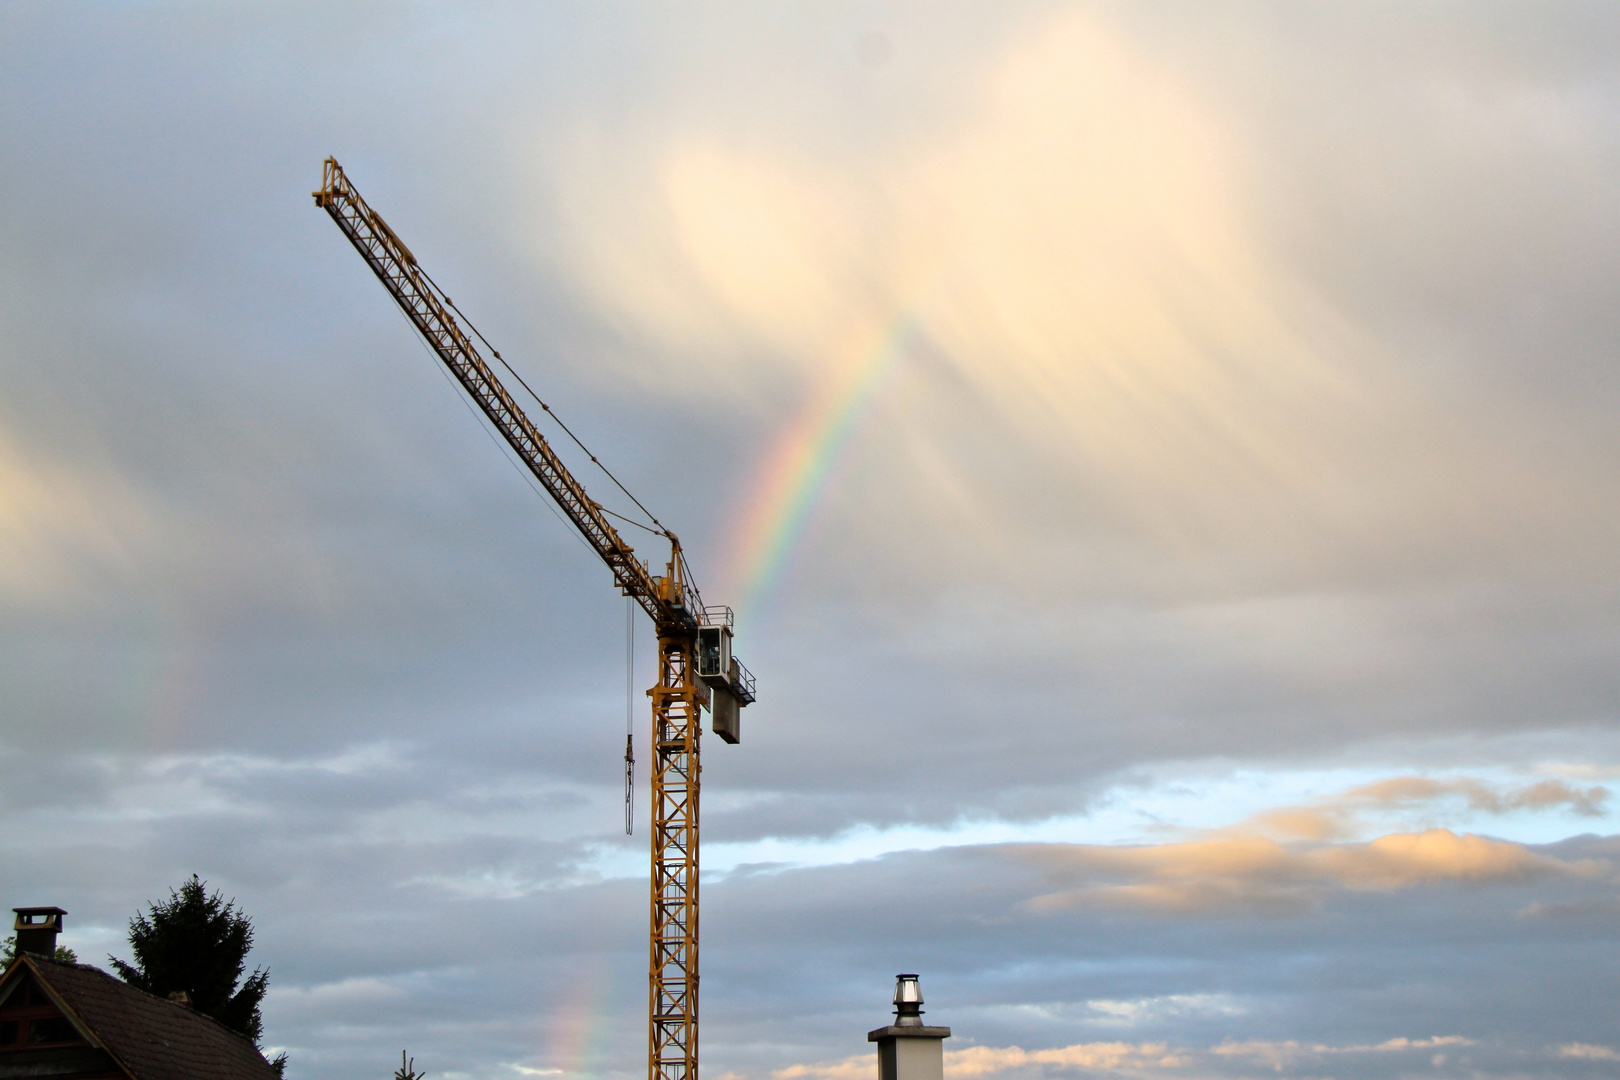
0 978 83 1049
28 1018 79 1046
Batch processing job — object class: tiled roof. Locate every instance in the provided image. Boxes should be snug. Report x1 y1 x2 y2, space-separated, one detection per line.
21 956 280 1080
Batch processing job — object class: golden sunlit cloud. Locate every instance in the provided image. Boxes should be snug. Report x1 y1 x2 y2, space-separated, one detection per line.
0 425 155 608
1017 828 1587 914
947 1042 1190 1075
1242 776 1609 841
774 1041 1188 1080
776 1034 1475 1080
531 7 1569 587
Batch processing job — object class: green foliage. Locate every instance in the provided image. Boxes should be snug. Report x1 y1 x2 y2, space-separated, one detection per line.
1 936 78 964
109 875 282 1074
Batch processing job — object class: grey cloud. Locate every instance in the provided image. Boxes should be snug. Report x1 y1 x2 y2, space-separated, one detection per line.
3 3 1620 1079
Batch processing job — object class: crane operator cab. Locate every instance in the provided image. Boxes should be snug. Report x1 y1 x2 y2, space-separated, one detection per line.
697 623 742 744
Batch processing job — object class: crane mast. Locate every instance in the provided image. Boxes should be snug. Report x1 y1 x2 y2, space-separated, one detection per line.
314 157 754 1080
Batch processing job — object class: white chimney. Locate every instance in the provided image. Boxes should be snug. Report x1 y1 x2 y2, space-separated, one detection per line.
868 974 950 1080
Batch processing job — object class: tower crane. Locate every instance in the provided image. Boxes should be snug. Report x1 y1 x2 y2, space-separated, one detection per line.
314 157 754 1080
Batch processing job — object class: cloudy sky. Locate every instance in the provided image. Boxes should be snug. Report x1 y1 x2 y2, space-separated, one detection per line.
4 3 1619 1079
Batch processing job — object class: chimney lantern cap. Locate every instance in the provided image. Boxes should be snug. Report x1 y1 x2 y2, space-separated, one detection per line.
12 907 67 959
13 907 67 931
893 974 925 1025
870 973 950 1044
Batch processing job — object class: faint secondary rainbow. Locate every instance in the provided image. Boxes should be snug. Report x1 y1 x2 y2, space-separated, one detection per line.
542 966 615 1079
726 317 913 625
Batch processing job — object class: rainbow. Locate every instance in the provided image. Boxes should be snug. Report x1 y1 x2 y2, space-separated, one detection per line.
725 318 913 625
543 965 615 1079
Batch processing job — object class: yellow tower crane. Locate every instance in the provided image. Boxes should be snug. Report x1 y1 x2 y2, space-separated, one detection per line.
314 157 754 1080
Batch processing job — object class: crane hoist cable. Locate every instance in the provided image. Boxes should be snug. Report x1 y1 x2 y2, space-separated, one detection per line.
393 288 602 561
421 265 671 537
626 596 636 836
314 156 754 1080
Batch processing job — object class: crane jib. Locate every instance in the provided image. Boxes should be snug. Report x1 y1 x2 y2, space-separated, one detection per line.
317 155 757 1080
312 159 754 709
314 160 670 621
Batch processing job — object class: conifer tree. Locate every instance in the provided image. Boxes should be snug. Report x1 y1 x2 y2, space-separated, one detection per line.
109 875 286 1075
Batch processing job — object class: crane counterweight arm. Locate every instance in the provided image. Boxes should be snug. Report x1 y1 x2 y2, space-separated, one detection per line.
314 157 674 624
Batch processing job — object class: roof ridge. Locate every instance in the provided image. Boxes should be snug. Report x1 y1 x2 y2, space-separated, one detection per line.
51 962 267 1048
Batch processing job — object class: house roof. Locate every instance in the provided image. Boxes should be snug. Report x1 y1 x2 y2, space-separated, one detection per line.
4 955 281 1080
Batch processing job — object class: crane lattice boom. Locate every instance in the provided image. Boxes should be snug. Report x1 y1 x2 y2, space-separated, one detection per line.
315 156 753 1080
313 158 681 621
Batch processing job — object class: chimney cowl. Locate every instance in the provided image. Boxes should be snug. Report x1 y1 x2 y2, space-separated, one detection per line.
12 907 67 959
869 973 951 1041
892 974 924 1026
869 975 951 1080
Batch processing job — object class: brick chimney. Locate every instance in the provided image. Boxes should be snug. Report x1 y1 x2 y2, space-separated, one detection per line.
868 975 950 1080
12 908 67 958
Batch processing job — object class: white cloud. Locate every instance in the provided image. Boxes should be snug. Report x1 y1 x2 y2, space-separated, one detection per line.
1213 1035 1473 1068
1083 994 1244 1026
273 977 409 1009
1555 1043 1620 1061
